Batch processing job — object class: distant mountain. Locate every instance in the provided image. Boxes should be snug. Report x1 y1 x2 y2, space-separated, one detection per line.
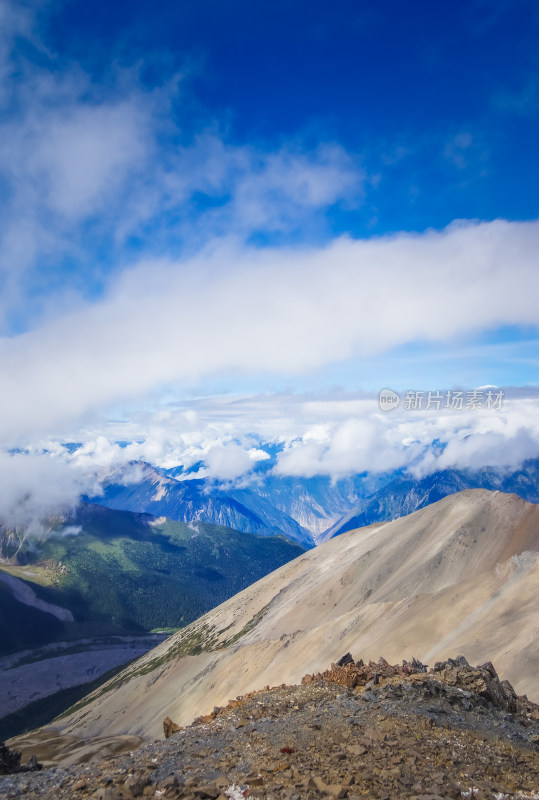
235 471 393 541
325 459 539 538
90 463 315 548
90 459 539 544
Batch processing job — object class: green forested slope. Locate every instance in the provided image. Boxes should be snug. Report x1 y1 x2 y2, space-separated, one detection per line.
0 504 305 655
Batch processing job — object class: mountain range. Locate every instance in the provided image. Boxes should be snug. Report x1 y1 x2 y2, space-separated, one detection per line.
4 454 539 755
323 460 539 538
90 463 316 548
17 487 538 765
88 458 539 545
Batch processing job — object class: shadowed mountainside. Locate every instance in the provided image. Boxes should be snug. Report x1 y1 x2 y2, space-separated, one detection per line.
324 461 539 540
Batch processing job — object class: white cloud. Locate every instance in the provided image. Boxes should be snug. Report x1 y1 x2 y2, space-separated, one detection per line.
420 428 539 473
0 3 538 526
145 133 364 245
61 525 82 536
0 450 98 535
1 387 538 530
204 442 269 482
267 391 539 479
227 144 363 231
409 396 539 476
0 49 363 332
0 59 162 330
274 416 420 478
0 4 364 335
0 218 538 443
24 100 149 219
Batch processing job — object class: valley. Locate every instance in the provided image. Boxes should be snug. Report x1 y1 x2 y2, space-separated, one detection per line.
3 469 539 747
4 487 536 767
0 505 304 739
1 484 539 800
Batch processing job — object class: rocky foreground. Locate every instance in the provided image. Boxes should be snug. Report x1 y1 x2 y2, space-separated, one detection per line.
1 656 538 800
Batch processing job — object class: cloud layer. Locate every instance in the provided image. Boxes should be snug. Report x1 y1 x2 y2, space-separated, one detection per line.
2 386 539 534
0 449 100 536
0 218 538 443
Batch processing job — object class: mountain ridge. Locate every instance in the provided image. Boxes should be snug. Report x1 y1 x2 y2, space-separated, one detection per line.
324 460 539 539
26 488 538 759
88 458 539 546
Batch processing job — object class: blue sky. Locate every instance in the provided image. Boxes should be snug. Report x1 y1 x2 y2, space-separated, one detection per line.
0 0 539 523
44 0 539 229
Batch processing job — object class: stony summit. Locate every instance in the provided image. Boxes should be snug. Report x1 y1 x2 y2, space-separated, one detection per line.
1 655 538 800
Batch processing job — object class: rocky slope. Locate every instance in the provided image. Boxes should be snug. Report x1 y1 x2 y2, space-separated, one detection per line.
7 489 539 765
1 655 539 799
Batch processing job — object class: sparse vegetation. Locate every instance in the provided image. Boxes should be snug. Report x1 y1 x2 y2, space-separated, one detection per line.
220 602 271 647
